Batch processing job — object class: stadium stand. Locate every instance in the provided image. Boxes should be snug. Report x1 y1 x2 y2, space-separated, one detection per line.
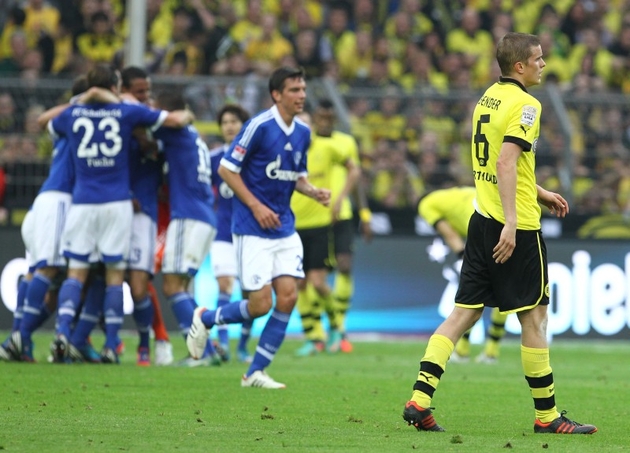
2 0 630 233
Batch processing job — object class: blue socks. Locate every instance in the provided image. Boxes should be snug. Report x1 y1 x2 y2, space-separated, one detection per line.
55 278 83 338
169 292 196 336
246 309 290 377
20 273 51 343
103 285 124 350
70 277 105 348
201 299 251 327
216 292 230 346
132 295 154 349
11 276 29 332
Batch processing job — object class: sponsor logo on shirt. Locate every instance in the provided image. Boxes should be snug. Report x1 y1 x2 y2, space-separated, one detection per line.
266 155 299 181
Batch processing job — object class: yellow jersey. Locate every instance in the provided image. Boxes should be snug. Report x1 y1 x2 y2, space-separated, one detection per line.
471 77 542 230
292 131 356 229
418 187 476 238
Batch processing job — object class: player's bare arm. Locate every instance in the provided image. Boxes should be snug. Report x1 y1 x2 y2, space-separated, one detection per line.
218 165 281 229
494 143 521 264
162 109 195 128
37 103 69 129
295 177 331 207
537 185 569 218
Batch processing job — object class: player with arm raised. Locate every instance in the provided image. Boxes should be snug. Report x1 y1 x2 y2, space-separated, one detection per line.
49 65 193 363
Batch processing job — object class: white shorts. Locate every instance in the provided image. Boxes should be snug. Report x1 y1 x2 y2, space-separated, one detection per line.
211 240 237 278
233 232 304 292
162 218 216 277
128 212 157 274
26 191 71 269
21 209 36 270
62 200 133 263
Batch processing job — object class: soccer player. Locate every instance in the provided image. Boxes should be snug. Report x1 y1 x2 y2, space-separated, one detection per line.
402 33 597 434
418 186 507 364
317 99 371 354
187 66 330 388
48 65 194 363
120 65 173 366
6 75 102 362
208 103 253 363
153 91 220 367
291 101 361 357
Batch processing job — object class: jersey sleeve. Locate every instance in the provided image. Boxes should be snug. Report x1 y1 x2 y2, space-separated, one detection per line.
48 113 66 139
220 118 260 173
130 104 168 132
504 101 541 152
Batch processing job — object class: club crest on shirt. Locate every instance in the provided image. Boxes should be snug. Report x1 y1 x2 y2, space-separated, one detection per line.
520 105 537 127
293 151 302 166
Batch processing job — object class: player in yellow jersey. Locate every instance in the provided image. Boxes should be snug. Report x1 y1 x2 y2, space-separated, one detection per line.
418 186 507 364
326 103 372 354
291 99 362 356
403 32 597 435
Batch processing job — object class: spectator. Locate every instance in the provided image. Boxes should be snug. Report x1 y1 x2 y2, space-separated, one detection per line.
0 92 21 133
567 27 615 86
364 86 406 143
388 0 433 39
0 5 26 61
245 13 293 76
369 141 423 208
76 11 123 65
399 45 448 93
338 29 373 81
0 29 28 75
322 4 355 63
445 7 494 87
230 0 263 48
22 0 59 49
352 0 381 33
162 7 204 75
292 28 331 79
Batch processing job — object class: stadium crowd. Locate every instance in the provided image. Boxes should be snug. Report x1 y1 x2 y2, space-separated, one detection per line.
2 0 630 218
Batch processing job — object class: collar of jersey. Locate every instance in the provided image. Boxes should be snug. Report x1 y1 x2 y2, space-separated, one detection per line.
271 104 295 136
498 76 528 93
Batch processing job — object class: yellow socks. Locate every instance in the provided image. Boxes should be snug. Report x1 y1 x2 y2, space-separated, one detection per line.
411 334 454 408
521 345 559 423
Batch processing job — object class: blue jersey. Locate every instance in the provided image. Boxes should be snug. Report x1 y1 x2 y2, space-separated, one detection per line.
49 102 166 204
39 136 74 194
129 134 162 222
220 105 310 239
154 124 216 226
210 144 234 242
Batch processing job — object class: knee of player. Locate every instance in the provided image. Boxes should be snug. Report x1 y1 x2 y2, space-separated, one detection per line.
247 293 274 317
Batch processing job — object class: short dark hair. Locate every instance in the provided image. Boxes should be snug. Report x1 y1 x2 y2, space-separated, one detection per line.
496 32 541 76
217 104 250 126
121 66 148 88
155 91 185 111
268 66 305 96
87 65 118 90
71 75 88 96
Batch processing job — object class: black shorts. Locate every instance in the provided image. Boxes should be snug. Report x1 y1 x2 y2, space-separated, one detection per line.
297 226 330 272
332 219 355 256
455 212 549 314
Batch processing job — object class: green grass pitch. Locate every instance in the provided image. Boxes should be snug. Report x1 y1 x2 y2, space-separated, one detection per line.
0 332 627 453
